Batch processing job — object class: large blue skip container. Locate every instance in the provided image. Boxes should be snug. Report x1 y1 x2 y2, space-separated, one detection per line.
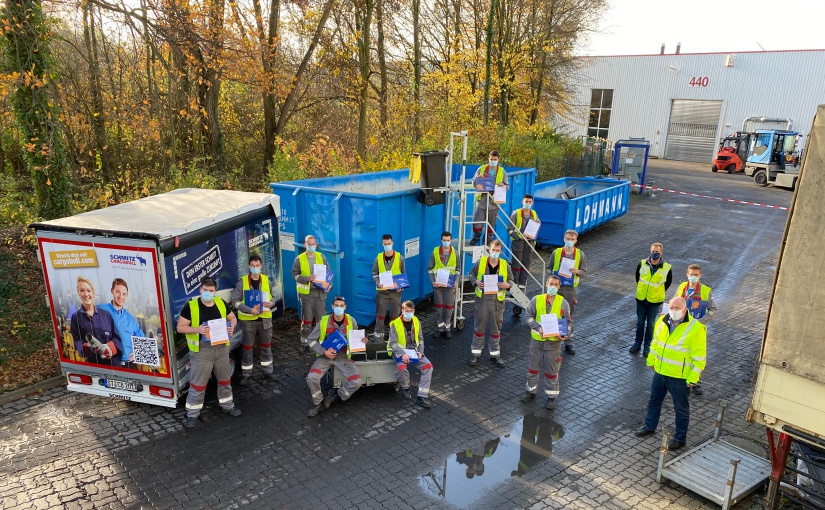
532 177 630 246
271 165 536 326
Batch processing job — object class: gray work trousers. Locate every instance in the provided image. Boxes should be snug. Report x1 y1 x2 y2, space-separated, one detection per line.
558 286 577 347
239 319 273 374
472 198 500 237
395 355 433 398
433 287 456 331
300 290 327 345
374 289 402 336
306 353 362 405
526 339 562 399
185 343 234 418
472 296 505 357
511 238 535 286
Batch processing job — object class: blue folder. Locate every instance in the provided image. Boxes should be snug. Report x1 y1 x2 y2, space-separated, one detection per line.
314 269 334 290
393 353 420 364
393 273 411 289
687 299 708 319
552 270 575 287
321 330 348 352
558 318 569 336
474 176 495 191
244 289 264 309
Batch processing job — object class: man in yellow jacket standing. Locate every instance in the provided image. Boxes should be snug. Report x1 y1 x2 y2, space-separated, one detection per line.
634 296 706 450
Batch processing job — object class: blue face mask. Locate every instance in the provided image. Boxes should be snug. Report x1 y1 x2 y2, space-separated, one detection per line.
564 240 575 248
441 240 451 248
688 275 700 284
523 203 532 210
489 160 499 167
403 311 414 320
490 251 500 260
383 244 393 253
200 291 215 302
546 286 558 296
333 306 345 316
306 245 316 253
650 252 661 261
249 267 261 275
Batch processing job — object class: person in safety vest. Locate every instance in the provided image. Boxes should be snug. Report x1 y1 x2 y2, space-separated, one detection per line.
508 194 540 291
550 229 587 355
456 439 501 478
371 233 406 339
469 150 509 246
305 296 363 417
672 263 717 396
511 414 564 477
177 277 241 428
522 275 571 410
469 239 514 367
631 242 672 356
291 235 332 353
634 297 706 451
231 255 277 385
428 231 459 338
387 300 433 408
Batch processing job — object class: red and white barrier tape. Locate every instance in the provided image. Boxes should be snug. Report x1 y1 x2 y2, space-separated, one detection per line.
632 184 788 211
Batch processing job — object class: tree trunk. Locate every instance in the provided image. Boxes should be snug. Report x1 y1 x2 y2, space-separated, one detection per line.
482 0 496 125
254 0 280 174
355 0 374 159
411 0 420 142
376 0 388 134
82 3 112 187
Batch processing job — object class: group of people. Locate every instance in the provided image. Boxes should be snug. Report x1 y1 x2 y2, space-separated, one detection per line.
178 153 714 451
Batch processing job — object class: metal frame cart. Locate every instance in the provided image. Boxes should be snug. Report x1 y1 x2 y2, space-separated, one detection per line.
442 132 546 330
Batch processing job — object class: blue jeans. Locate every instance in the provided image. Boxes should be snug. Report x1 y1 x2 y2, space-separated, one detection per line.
635 300 661 351
644 372 690 443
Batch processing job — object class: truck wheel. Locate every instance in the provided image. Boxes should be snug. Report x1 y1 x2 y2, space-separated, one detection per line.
725 164 735 173
711 164 718 172
754 169 769 187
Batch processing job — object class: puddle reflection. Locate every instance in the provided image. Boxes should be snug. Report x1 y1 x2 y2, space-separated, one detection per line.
419 414 565 508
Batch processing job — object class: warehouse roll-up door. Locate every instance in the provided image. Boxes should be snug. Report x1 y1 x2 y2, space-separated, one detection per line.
664 100 723 163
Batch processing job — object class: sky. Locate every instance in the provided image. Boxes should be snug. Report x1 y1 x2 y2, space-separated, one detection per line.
582 0 825 56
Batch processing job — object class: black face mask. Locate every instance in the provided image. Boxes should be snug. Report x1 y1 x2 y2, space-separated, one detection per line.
650 252 661 261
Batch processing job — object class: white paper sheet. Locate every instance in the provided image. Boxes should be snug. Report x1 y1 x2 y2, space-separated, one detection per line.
207 318 230 345
435 268 451 286
379 271 395 289
313 264 326 282
494 184 507 204
540 313 560 338
472 246 485 263
557 256 576 277
661 302 670 315
483 274 499 294
404 349 420 361
523 219 540 239
348 329 366 353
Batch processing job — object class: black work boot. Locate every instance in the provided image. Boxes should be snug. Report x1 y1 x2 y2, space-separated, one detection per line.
520 392 535 403
323 388 341 409
469 355 479 366
307 402 324 417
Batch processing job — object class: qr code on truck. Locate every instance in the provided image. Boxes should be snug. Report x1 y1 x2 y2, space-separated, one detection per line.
132 336 160 367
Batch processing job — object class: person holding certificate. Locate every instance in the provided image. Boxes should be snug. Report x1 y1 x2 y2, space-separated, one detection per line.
469 150 509 246
387 301 433 408
305 296 363 417
469 239 514 367
177 277 240 428
428 231 459 338
508 194 540 291
371 234 406 339
673 264 717 396
550 230 587 355
522 275 571 410
291 235 332 353
231 254 277 385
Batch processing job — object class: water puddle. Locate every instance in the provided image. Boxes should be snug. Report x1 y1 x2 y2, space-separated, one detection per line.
419 414 565 508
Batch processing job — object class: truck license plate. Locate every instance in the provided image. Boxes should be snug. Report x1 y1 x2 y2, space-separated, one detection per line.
105 378 138 392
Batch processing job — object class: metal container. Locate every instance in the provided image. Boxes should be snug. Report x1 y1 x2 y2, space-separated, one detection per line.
532 177 630 246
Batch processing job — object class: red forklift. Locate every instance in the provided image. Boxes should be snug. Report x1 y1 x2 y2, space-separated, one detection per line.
711 132 751 173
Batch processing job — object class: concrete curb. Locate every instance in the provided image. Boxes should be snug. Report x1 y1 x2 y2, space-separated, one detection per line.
0 376 65 406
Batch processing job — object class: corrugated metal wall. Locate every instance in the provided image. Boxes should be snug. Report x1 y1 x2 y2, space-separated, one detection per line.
568 50 825 162
664 100 723 162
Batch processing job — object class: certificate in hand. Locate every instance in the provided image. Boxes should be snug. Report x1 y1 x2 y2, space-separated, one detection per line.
540 314 560 338
314 269 334 290
379 271 395 289
348 329 366 353
435 268 451 286
483 274 499 294
557 256 576 278
493 184 507 204
661 302 670 315
523 219 541 240
206 318 230 345
313 264 327 282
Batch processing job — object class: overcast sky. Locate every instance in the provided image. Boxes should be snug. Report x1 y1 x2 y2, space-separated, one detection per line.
582 0 825 56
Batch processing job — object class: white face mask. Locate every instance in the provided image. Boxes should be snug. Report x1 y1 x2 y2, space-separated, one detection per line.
489 160 499 167
669 308 684 321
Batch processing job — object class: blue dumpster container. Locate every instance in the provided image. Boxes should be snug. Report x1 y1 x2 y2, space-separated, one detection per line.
271 165 536 326
532 177 630 246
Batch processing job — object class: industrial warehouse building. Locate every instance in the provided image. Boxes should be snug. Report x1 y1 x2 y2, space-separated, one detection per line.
568 48 825 163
